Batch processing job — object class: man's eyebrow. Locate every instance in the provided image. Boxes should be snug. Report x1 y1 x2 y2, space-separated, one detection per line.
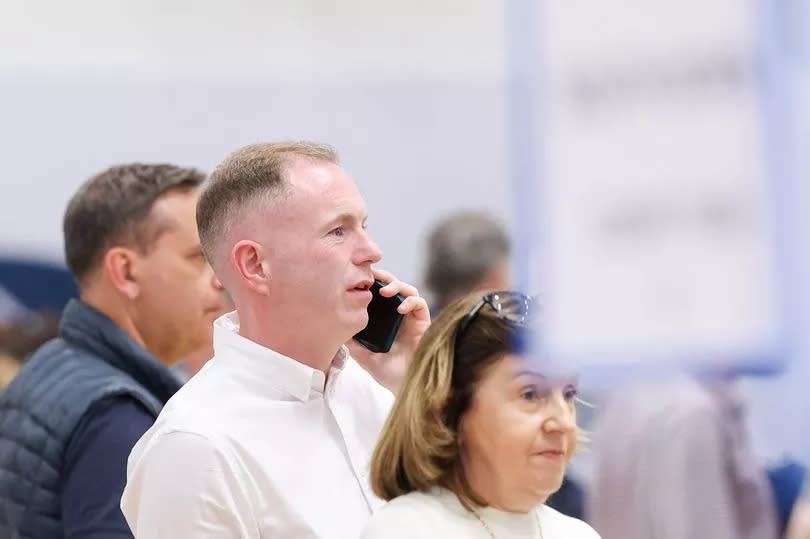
324 212 368 227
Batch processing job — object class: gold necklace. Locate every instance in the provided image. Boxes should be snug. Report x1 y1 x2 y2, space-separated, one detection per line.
471 508 543 539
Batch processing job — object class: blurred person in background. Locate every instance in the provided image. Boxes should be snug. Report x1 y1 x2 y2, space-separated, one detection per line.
423 211 511 315
120 142 430 538
0 310 60 389
0 261 79 389
422 209 587 520
0 164 226 538
588 373 779 539
0 350 18 389
362 291 600 538
0 284 33 328
0 288 26 387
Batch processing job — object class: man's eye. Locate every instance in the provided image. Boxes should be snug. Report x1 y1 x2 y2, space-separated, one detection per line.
330 227 345 237
563 385 579 401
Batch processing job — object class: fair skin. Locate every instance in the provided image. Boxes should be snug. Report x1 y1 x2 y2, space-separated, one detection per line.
81 188 227 365
179 289 233 377
459 353 578 512
222 158 430 388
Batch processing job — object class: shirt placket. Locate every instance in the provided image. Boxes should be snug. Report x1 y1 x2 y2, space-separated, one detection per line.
324 373 378 512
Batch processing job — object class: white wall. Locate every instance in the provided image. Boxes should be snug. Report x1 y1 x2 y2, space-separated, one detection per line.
0 0 511 286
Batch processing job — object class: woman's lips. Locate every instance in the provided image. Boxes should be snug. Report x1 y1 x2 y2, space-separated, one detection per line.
533 449 566 461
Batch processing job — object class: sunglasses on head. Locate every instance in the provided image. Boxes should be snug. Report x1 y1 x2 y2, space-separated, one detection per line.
454 291 533 347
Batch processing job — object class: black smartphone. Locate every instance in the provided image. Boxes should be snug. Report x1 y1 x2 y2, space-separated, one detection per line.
353 280 405 353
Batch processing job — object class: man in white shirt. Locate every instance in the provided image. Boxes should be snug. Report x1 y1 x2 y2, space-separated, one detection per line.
120 141 431 538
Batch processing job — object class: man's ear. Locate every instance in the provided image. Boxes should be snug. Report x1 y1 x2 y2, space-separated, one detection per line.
232 240 271 295
103 246 142 300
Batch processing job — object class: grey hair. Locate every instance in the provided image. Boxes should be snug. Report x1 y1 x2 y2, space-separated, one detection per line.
423 211 510 312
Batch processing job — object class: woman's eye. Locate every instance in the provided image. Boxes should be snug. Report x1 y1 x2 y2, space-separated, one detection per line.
563 385 579 401
330 226 345 237
520 388 539 401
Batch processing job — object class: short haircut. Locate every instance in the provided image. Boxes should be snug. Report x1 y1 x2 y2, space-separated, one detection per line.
369 290 525 509
196 141 339 267
424 212 510 312
63 163 205 284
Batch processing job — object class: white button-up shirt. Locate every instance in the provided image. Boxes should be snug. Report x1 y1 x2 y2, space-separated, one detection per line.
121 312 394 538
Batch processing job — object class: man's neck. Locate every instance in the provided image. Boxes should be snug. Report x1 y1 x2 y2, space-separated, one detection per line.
237 310 342 374
80 290 146 350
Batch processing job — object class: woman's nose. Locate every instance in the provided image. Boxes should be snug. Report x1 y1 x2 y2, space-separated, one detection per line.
542 392 576 433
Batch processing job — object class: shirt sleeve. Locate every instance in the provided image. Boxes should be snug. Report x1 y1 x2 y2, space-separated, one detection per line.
121 430 255 538
61 396 155 539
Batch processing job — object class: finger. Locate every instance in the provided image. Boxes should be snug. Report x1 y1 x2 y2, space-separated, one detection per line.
382 280 420 299
386 281 419 299
372 268 421 299
372 268 397 285
397 296 431 322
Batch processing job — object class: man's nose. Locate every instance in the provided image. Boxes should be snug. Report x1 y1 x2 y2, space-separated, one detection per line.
355 230 382 265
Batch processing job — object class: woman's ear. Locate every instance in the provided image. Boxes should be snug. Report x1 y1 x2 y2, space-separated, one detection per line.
456 416 466 446
232 240 271 295
103 246 141 300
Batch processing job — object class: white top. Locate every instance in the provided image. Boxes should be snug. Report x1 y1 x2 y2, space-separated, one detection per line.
121 312 394 538
361 488 601 539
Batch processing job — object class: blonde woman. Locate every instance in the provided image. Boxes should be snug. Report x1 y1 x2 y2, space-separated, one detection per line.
361 291 599 538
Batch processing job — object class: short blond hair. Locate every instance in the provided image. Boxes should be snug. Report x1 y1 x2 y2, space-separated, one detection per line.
370 291 526 509
196 141 338 267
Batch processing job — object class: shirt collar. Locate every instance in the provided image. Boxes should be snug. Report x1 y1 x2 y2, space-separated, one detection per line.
212 311 349 402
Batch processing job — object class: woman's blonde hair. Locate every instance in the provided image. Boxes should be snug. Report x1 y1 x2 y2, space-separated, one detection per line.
370 290 526 509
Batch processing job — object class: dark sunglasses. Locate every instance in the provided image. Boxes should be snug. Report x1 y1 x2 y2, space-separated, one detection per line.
454 291 534 347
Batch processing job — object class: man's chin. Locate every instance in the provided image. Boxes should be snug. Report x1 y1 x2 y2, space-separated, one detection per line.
344 313 370 338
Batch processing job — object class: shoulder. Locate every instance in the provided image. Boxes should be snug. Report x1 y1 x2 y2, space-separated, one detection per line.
379 490 445 514
5 339 94 394
125 368 237 477
144 368 232 437
131 428 235 473
362 491 445 538
129 368 241 471
540 505 601 538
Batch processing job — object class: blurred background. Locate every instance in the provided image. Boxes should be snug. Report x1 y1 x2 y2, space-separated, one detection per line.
0 0 510 282
3 0 810 536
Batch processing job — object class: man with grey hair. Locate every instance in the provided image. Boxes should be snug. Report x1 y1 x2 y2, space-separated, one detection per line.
121 142 430 538
423 211 511 314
